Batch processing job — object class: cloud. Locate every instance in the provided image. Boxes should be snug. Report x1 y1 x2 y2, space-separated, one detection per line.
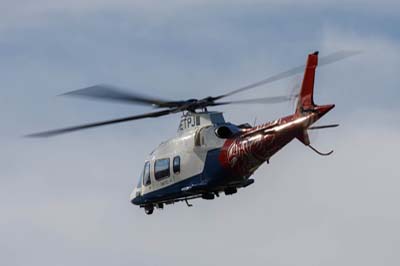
1 0 399 33
1 2 400 266
1 109 399 266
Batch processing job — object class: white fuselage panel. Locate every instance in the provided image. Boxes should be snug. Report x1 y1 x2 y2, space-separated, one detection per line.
132 112 227 199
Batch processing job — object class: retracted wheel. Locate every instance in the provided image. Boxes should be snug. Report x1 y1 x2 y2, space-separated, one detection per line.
144 205 154 215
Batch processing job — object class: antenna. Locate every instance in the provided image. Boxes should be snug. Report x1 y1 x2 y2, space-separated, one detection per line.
253 117 257 127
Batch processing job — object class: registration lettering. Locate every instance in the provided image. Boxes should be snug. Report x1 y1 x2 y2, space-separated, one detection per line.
179 115 201 130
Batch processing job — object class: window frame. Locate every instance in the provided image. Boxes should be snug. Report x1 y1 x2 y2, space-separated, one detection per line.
173 156 181 174
154 158 171 181
142 161 151 186
136 172 143 189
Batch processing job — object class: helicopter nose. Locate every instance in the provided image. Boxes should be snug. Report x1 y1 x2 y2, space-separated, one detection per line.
130 189 142 205
130 189 138 203
130 190 136 200
130 197 140 205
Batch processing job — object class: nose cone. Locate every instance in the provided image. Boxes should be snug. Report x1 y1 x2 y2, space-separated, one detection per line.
130 188 141 205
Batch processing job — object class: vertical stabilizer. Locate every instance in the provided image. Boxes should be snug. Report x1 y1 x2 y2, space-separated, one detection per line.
296 51 319 114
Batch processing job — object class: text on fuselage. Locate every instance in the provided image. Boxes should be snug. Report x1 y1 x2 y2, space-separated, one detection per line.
179 115 201 130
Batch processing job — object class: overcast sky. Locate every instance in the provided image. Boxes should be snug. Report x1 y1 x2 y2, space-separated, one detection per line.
1 1 400 266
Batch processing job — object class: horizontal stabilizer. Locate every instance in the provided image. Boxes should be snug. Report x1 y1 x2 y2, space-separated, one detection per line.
309 124 339 130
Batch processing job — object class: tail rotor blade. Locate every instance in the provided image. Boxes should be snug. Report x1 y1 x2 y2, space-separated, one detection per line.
308 124 339 130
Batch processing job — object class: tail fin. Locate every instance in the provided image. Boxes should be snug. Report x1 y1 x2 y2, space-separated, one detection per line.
296 51 319 114
295 51 336 156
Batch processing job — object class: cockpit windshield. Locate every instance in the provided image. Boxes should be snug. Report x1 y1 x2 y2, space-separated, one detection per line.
137 161 150 188
136 172 143 189
143 161 151 186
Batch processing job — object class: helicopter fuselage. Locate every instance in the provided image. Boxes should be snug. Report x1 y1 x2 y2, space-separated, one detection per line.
27 52 348 215
130 104 333 212
130 52 336 214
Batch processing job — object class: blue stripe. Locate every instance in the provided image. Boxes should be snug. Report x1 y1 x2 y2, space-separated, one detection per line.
131 148 232 205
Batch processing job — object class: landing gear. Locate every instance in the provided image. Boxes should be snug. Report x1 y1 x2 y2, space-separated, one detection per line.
201 193 215 200
224 187 237 195
144 205 154 215
185 198 193 207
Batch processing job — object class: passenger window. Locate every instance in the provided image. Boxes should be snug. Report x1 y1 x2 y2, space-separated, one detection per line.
155 158 170 180
143 162 151 186
173 156 180 174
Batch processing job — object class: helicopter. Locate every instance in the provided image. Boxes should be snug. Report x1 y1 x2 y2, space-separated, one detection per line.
28 51 359 215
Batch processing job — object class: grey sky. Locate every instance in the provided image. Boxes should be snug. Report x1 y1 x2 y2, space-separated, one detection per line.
1 1 399 266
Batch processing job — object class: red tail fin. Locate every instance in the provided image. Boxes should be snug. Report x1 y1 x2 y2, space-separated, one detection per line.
295 51 336 155
296 51 318 114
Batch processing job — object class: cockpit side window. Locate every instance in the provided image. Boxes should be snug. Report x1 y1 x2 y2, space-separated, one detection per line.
143 161 151 186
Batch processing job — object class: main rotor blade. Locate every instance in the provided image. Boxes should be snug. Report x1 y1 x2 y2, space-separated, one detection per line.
26 109 176 138
61 85 183 108
215 94 298 106
214 50 362 100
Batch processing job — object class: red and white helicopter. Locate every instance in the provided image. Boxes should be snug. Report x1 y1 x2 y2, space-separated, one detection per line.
29 51 358 214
